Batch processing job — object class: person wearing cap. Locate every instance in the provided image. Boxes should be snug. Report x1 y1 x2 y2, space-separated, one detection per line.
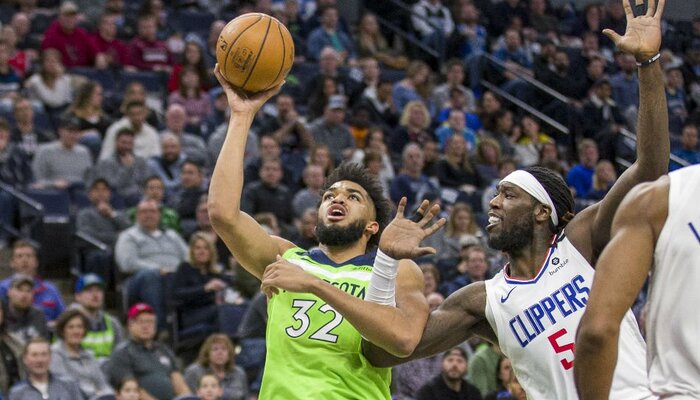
40 1 97 68
308 94 355 164
0 241 65 323
69 274 125 362
30 114 93 190
8 337 83 400
103 303 191 400
416 347 482 400
2 275 49 346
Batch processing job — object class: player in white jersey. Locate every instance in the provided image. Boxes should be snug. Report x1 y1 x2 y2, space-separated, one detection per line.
576 164 700 399
361 0 669 398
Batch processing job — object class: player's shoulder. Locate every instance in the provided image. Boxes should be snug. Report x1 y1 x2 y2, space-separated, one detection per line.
619 175 669 218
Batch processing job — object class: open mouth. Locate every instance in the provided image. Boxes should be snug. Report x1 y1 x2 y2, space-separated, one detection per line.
486 212 502 229
327 204 347 222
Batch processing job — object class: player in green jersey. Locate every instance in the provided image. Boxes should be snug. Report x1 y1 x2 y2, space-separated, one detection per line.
209 66 445 399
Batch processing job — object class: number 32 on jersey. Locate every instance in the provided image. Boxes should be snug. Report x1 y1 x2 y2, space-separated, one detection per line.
285 299 344 343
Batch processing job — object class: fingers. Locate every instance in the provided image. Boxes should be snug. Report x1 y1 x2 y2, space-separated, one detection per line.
425 218 447 236
408 200 431 223
396 197 407 219
602 29 622 46
652 0 665 18
417 202 440 226
251 80 286 103
414 246 437 257
622 0 633 23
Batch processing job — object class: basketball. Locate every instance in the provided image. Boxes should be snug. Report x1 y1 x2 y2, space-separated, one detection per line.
216 13 295 94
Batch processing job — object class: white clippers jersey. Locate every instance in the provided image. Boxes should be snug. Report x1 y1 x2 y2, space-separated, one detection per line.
648 165 700 398
485 234 654 399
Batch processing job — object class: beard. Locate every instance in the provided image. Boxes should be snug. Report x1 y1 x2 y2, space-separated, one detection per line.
316 218 367 247
488 213 535 253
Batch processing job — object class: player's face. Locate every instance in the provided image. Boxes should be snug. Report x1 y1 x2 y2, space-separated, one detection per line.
316 181 377 247
487 183 537 253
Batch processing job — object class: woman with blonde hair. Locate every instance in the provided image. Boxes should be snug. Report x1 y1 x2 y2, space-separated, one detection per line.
355 13 409 69
172 232 232 335
392 60 434 114
184 333 248 400
439 202 487 262
390 100 435 160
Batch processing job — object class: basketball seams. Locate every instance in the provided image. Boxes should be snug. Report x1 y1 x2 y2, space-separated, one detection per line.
266 21 286 92
221 14 263 83
241 16 272 92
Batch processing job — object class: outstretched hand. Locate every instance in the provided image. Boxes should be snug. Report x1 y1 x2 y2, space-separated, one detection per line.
603 0 665 62
213 63 284 115
378 198 446 260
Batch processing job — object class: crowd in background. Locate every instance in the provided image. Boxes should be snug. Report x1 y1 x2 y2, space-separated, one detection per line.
0 0 698 398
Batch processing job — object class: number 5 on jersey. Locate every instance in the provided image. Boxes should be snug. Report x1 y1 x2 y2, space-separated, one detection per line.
548 328 575 370
285 299 344 343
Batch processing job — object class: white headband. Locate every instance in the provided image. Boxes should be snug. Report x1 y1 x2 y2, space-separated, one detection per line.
501 170 558 226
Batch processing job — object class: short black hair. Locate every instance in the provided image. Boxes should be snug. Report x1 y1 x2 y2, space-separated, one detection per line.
443 346 468 361
321 162 392 250
524 166 575 233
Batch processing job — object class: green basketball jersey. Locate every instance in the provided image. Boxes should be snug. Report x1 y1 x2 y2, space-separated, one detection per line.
259 247 392 399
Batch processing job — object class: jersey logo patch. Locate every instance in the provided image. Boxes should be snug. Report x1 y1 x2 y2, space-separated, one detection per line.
501 287 516 303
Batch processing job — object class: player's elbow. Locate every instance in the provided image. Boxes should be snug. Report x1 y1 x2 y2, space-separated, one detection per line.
576 318 619 352
208 199 238 228
388 332 420 358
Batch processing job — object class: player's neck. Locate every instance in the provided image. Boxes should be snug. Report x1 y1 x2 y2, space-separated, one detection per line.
506 233 556 279
318 241 367 264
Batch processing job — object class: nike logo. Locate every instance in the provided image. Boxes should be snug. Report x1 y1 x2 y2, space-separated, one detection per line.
500 287 516 303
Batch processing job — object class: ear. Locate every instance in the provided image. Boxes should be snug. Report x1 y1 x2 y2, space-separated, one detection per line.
534 204 553 224
365 220 380 236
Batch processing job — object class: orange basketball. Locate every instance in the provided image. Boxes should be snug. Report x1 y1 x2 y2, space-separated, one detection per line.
216 13 295 94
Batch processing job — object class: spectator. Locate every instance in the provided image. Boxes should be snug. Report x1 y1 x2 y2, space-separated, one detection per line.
392 61 434 115
566 139 599 198
161 104 209 167
484 357 512 400
308 144 335 177
289 209 320 250
432 59 475 114
435 108 477 152
447 2 487 62
91 128 149 205
8 13 34 52
75 178 131 281
64 81 112 160
201 90 229 141
292 164 324 218
416 347 482 400
0 241 64 323
440 245 490 296
103 303 191 400
0 299 24 397
90 13 131 69
128 14 172 72
0 40 21 99
49 309 112 398
0 119 31 244
467 343 501 397
420 263 441 298
474 139 503 186
24 49 74 115
307 75 341 122
31 115 92 190
170 160 207 231
390 100 435 162
581 78 626 160
0 24 33 80
167 40 210 94
435 134 481 196
241 158 294 228
665 67 688 136
352 128 395 190
492 29 533 101
390 143 439 211
482 109 516 161
256 94 313 156
528 0 558 34
355 13 408 70
670 123 700 170
393 353 442 400
490 0 529 37
196 373 224 400
115 200 188 329
586 159 618 201
184 334 248 400
172 233 231 335
306 6 355 63
116 82 161 129
423 139 441 178
8 338 83 400
2 275 49 346
101 101 160 161
235 292 267 394
512 115 554 167
168 67 212 125
127 176 181 232
148 134 186 195
536 50 587 100
9 97 54 159
411 0 454 61
203 20 226 69
40 1 96 68
361 79 399 129
610 53 640 126
438 202 487 264
308 95 355 164
69 274 126 363
115 377 141 400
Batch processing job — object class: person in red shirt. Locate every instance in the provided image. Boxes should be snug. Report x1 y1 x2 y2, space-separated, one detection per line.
128 13 172 72
40 1 97 68
91 13 131 69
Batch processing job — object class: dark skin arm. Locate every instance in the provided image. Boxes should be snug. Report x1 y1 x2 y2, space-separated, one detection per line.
566 0 668 264
574 177 668 399
363 281 490 367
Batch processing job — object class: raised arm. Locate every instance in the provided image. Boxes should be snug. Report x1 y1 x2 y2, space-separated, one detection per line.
574 177 668 399
208 65 294 279
363 282 489 367
566 0 669 262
